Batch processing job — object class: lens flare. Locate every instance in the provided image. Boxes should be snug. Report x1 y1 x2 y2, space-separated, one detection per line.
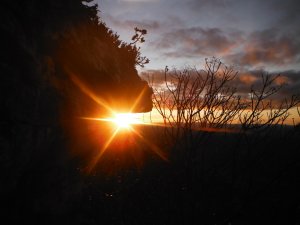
112 113 139 129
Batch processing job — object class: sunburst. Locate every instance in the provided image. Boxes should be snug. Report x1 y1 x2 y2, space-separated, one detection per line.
111 113 141 129
70 73 168 172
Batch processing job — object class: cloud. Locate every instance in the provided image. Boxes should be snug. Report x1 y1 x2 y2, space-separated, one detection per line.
155 26 300 68
270 0 300 26
120 0 159 2
187 0 233 9
239 73 258 85
276 70 300 98
99 0 300 71
228 29 300 67
105 15 160 30
231 70 300 104
141 68 300 104
154 27 241 58
140 69 166 86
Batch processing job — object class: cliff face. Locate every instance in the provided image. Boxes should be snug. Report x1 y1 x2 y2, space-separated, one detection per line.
0 0 152 220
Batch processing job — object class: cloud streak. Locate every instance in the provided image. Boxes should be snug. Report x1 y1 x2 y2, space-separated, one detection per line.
120 0 159 2
105 15 160 31
229 29 300 67
141 68 300 102
155 27 241 58
98 0 300 71
152 26 300 69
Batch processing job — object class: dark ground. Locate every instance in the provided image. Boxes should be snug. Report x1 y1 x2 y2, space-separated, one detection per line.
1 120 300 225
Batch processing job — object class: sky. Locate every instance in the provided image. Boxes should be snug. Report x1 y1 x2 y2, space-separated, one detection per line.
97 0 300 72
95 0 300 123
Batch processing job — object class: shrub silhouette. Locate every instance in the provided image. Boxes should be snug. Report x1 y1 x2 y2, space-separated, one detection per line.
150 58 300 146
147 57 300 224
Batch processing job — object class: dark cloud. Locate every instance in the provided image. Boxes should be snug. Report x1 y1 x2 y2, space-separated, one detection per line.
140 68 202 87
228 28 300 67
141 68 300 104
98 0 300 71
230 69 300 104
270 0 300 26
275 70 300 98
187 0 233 9
187 0 300 24
105 14 160 31
155 27 241 58
140 69 166 86
155 26 300 68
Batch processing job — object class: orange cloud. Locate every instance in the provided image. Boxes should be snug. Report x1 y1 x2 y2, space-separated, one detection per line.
239 73 258 84
274 75 289 85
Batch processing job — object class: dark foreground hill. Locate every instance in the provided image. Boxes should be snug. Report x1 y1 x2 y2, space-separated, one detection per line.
3 120 299 225
0 0 153 223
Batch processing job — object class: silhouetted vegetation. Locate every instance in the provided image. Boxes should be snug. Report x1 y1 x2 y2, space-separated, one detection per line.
0 0 152 224
149 57 300 163
146 58 300 224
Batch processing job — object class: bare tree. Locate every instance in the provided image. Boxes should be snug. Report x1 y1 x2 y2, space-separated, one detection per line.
149 58 239 149
145 58 300 223
238 73 300 130
147 57 300 177
149 58 299 142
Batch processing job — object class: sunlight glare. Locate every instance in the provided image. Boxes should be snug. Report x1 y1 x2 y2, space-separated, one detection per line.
112 113 140 129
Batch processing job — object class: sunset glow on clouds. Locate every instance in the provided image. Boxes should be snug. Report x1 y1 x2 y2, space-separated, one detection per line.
98 0 300 70
97 0 300 99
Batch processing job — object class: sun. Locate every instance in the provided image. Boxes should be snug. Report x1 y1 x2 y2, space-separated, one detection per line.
80 112 144 129
112 113 140 129
79 112 168 172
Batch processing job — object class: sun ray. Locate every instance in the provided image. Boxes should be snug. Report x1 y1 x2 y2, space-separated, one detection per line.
81 113 147 129
131 128 169 162
68 71 115 114
129 85 148 113
65 70 171 170
85 127 120 173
